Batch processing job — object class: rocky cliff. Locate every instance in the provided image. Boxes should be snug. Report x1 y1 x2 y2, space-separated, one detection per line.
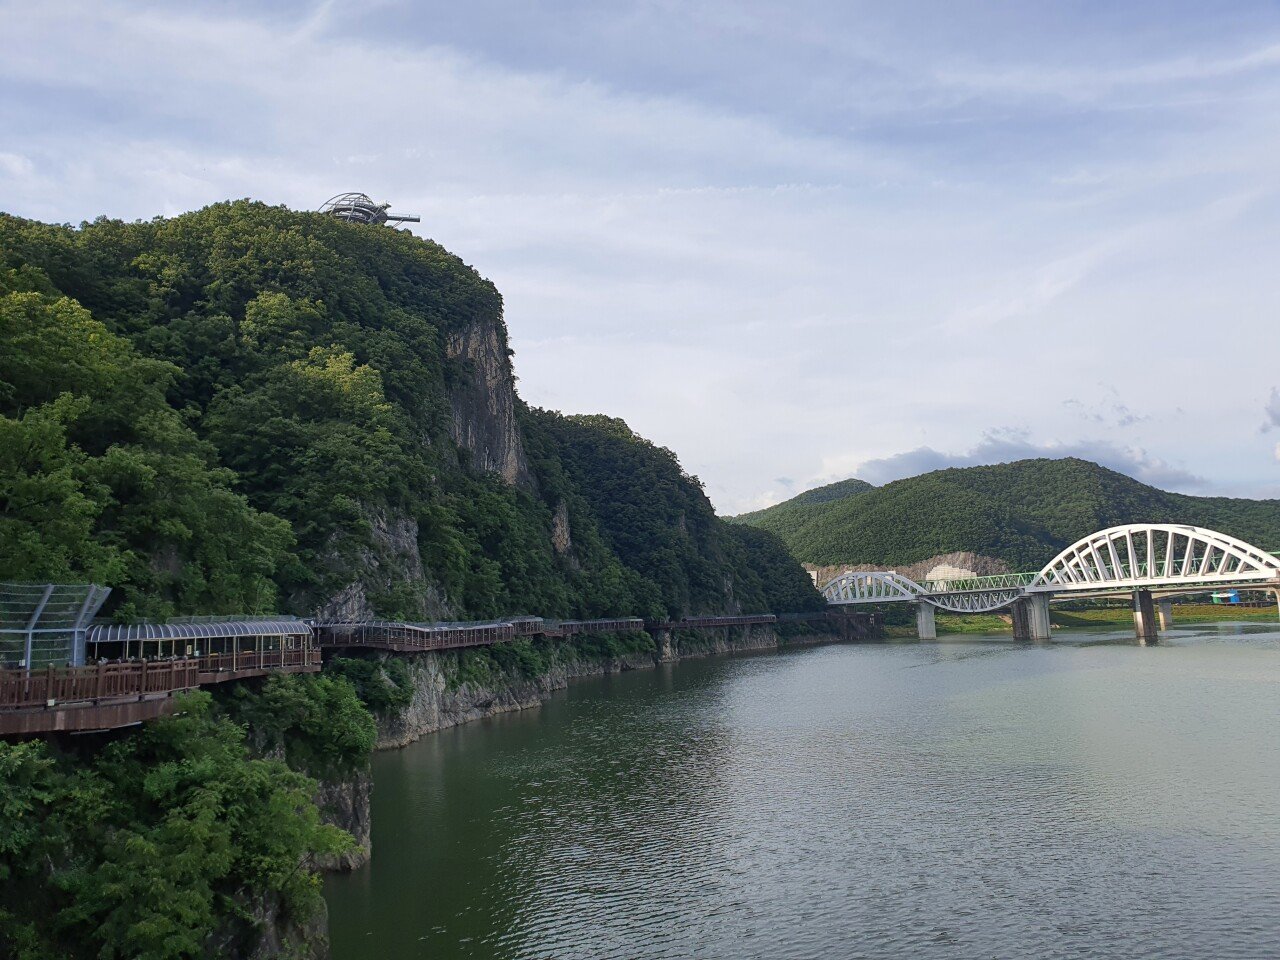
445 317 532 488
314 771 373 871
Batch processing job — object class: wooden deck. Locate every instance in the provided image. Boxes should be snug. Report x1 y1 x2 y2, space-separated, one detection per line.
0 648 320 734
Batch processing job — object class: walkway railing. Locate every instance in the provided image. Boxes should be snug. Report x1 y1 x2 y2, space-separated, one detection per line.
0 610 800 733
0 648 320 713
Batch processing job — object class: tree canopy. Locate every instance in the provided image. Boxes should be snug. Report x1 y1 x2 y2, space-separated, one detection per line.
734 458 1280 571
0 202 821 620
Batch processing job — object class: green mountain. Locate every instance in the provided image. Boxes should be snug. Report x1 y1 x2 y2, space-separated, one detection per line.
735 476 874 526
734 458 1280 572
0 201 821 621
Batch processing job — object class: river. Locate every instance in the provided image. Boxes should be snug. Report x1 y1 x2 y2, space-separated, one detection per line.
325 624 1280 959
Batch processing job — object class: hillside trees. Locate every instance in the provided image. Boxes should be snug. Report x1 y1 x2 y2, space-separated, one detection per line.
736 458 1280 570
0 289 290 619
0 203 822 620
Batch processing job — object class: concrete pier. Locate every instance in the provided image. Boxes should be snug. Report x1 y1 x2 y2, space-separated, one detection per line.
1133 589 1159 644
1157 598 1174 631
1011 594 1052 641
915 602 936 640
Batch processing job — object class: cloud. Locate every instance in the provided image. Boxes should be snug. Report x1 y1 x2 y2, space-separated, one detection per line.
1264 388 1280 431
1063 388 1149 429
0 152 33 177
851 431 1207 492
3 1 1280 515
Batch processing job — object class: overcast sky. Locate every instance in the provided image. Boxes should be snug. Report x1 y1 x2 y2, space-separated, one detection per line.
4 1 1280 512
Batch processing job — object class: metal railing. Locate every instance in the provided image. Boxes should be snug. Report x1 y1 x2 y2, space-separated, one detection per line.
918 572 1038 594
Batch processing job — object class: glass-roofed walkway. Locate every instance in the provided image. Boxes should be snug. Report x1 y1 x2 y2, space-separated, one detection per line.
0 580 808 736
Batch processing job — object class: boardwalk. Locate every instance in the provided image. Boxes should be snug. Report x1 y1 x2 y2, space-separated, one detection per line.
0 608 801 735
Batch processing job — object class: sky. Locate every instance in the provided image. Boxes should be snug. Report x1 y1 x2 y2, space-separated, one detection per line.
3 0 1280 513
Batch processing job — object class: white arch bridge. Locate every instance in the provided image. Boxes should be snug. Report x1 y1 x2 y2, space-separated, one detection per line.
821 524 1280 642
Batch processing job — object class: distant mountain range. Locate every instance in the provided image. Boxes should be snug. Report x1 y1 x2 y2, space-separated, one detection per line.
730 458 1280 572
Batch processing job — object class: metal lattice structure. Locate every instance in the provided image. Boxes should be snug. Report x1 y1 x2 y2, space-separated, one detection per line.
0 583 111 669
1030 524 1280 595
822 523 1280 612
319 193 420 226
822 572 923 605
821 570 1027 613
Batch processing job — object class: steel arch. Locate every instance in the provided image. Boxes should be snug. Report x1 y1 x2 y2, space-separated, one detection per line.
1031 524 1280 593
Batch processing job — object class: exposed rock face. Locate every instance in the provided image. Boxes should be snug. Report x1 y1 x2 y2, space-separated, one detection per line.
205 890 329 960
316 507 452 622
445 318 531 488
806 551 1011 587
375 646 658 748
371 625 832 749
674 623 777 659
550 500 573 557
314 771 372 871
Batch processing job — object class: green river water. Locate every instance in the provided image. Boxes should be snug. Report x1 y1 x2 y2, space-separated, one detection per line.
325 623 1280 959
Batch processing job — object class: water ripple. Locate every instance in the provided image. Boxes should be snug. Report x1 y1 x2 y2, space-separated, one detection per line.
327 627 1280 959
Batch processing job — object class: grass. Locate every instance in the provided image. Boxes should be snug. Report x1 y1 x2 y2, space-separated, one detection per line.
883 602 1278 638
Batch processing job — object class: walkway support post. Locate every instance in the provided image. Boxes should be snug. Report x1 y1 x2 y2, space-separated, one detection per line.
1133 589 1158 644
915 602 936 641
1157 598 1174 631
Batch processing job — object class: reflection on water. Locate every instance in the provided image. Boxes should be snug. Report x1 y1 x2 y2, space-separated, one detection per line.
325 624 1280 959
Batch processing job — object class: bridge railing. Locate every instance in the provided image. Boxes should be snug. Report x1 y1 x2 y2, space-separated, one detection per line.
918 572 1038 594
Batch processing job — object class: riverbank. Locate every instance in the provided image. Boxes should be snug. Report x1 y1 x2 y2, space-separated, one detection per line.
884 603 1280 637
372 622 839 749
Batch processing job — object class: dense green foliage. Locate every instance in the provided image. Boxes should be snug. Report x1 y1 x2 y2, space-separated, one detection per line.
735 476 873 524
325 656 415 716
0 202 820 621
0 201 826 959
532 412 825 617
736 458 1280 570
0 290 290 619
219 673 377 779
0 692 350 960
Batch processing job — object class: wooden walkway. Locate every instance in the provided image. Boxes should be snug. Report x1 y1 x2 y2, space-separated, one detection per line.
0 612 824 735
0 648 321 734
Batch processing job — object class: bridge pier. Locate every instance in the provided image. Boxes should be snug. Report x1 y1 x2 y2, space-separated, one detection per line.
1010 594 1052 641
915 602 936 640
1157 598 1174 631
1133 589 1159 644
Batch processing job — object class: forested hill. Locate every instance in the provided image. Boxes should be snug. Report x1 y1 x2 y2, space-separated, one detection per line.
734 477 874 525
0 201 821 621
733 458 1280 571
